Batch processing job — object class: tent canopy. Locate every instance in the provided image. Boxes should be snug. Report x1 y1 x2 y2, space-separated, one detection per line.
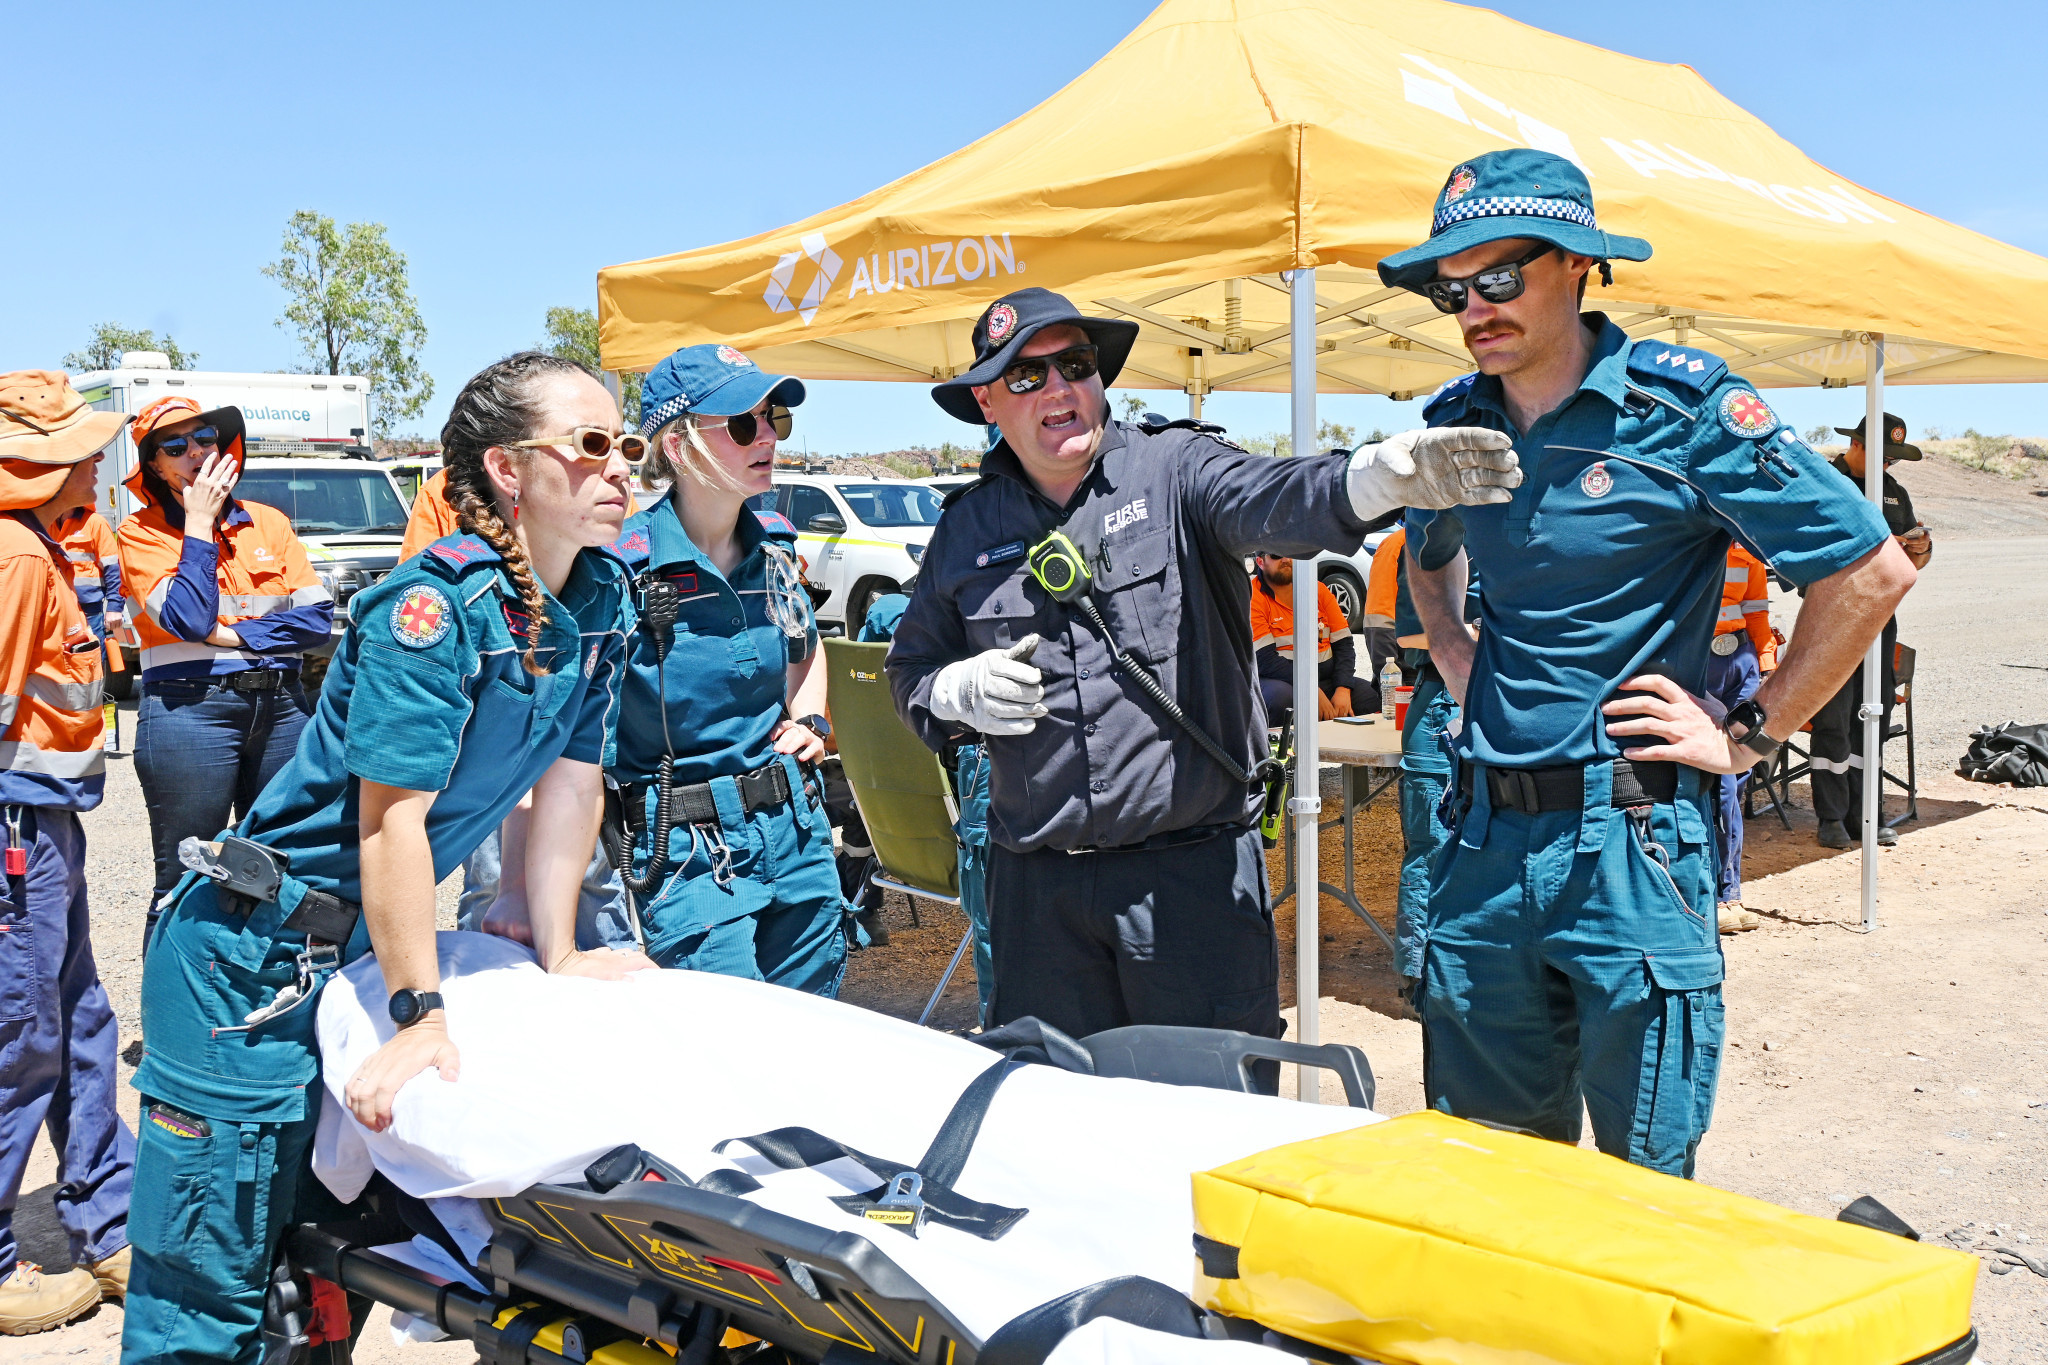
598 0 2048 402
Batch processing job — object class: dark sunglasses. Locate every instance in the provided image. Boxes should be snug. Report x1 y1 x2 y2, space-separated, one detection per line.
700 405 794 447
1417 243 1557 315
1002 344 1100 395
153 427 220 458
509 426 649 463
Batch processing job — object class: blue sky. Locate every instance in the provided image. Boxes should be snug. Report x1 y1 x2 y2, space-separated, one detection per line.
5 1 2042 449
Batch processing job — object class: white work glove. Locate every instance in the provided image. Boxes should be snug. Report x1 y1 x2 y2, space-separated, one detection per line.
929 635 1046 736
1346 427 1521 519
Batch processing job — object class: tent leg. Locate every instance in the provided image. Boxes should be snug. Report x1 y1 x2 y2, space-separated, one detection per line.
1860 335 1885 934
1287 267 1320 1102
1187 389 1204 420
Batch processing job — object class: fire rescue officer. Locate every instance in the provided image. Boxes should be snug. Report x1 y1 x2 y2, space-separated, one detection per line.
1808 413 1931 850
121 351 655 1365
118 398 334 952
1388 148 1915 1175
1707 544 1778 931
605 344 850 993
0 372 133 1336
886 286 1522 1049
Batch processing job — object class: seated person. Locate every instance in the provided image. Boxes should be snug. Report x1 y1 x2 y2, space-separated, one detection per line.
1249 551 1362 725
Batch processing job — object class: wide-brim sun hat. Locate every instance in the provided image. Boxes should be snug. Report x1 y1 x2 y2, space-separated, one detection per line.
0 370 127 511
637 344 807 438
931 288 1140 424
1377 148 1651 292
1834 412 1923 461
121 396 248 506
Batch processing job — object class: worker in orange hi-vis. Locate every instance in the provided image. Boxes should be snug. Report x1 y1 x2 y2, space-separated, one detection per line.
1249 551 1363 724
1706 543 1781 935
0 371 134 1335
50 505 123 666
1361 524 1405 697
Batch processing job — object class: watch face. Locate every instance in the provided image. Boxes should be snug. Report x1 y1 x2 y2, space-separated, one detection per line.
390 990 419 1025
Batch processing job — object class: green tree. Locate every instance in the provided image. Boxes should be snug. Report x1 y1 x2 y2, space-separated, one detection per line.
1242 420 1359 459
1118 393 1148 421
64 323 198 372
262 210 432 437
543 306 641 426
1803 423 1834 445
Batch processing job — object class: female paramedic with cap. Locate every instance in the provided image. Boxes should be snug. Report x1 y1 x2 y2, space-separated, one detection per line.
120 351 657 1365
117 397 334 954
605 344 852 992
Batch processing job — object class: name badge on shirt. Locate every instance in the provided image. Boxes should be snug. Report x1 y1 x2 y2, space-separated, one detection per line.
976 541 1025 569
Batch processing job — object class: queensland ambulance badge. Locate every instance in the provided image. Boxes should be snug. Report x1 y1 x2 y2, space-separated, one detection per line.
985 302 1018 343
1444 165 1477 202
391 585 452 649
1580 462 1614 498
716 345 751 367
1719 390 1778 440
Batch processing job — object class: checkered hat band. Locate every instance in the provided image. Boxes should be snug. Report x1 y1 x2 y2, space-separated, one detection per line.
1432 195 1599 237
639 395 692 437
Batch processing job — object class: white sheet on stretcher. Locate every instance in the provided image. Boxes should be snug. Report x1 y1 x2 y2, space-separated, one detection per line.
314 932 1379 1346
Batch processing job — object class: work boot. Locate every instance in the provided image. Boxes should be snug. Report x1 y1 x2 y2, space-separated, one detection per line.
1718 902 1760 934
0 1261 101 1335
89 1245 129 1300
1817 820 1852 849
1845 824 1899 847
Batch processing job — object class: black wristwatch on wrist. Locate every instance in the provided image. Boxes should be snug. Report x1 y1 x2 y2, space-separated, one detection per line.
1722 699 1780 759
388 988 445 1030
793 713 832 739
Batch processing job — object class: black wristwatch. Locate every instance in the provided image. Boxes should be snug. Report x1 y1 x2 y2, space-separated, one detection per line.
793 713 832 739
388 989 445 1030
1722 699 1780 759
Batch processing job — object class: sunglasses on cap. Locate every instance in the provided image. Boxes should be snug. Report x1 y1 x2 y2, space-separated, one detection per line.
698 405 794 447
1001 344 1100 395
1417 243 1557 315
510 426 648 463
152 427 220 458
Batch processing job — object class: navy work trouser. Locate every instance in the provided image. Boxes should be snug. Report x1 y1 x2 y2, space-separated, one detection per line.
1419 762 1726 1177
1395 667 1458 979
1703 637 1763 901
1809 617 1897 833
135 676 311 950
0 807 134 1276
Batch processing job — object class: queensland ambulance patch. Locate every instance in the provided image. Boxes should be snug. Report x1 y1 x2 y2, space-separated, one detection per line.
716 345 751 367
985 302 1018 343
391 585 453 648
1580 461 1614 498
1719 390 1778 440
1444 165 1476 202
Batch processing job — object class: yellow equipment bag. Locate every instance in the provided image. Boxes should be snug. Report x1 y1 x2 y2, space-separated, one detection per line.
1191 1112 1976 1365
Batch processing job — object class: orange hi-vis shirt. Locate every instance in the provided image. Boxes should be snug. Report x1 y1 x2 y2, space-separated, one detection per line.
1718 544 1778 670
1250 575 1353 665
0 512 105 809
1364 526 1405 629
53 508 121 616
399 468 640 561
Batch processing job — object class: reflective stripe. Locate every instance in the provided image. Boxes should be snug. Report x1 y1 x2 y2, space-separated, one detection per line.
289 584 334 607
1329 625 1354 642
1251 633 1275 652
140 642 271 671
1273 644 1336 663
1359 613 1394 629
220 593 290 615
143 580 171 625
0 738 105 778
1724 566 1748 584
1809 754 1853 774
1741 599 1769 613
24 676 104 712
0 695 15 728
1717 604 1744 623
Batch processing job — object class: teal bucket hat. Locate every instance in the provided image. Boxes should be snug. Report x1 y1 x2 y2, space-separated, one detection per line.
1377 148 1651 292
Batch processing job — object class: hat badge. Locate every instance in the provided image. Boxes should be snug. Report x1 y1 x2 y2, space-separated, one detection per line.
986 302 1018 343
1890 424 1905 443
1444 165 1476 203
715 346 751 367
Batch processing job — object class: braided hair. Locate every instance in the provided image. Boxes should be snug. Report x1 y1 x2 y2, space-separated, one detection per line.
439 350 593 676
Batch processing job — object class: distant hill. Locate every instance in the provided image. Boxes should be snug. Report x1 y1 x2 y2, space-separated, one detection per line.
1883 443 2048 539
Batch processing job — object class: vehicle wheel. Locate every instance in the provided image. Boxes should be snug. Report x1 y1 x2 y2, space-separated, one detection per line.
1320 565 1367 626
104 665 135 701
846 577 897 639
301 655 330 699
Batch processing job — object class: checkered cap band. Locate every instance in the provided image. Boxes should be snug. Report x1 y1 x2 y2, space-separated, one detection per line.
1432 195 1599 237
639 394 692 438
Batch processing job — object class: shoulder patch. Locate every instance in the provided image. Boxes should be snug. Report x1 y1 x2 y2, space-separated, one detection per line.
1626 341 1729 393
1422 372 1479 422
752 508 799 539
605 526 653 567
390 584 454 648
423 535 501 575
1718 388 1781 441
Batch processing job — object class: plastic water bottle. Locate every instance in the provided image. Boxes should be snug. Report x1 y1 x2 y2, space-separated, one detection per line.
1380 656 1401 720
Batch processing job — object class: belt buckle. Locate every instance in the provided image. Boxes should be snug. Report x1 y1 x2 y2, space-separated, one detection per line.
1495 768 1539 814
1711 633 1740 657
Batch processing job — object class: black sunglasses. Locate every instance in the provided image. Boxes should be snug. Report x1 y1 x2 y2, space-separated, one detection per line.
702 405 794 446
1002 344 1100 395
153 426 220 458
1418 243 1557 315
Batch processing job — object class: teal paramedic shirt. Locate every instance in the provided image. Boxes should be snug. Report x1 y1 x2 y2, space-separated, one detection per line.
607 499 818 787
1406 315 1891 771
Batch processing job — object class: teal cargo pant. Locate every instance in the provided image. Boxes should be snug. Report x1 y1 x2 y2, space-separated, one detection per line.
1418 760 1726 1177
1395 669 1458 980
954 744 994 1024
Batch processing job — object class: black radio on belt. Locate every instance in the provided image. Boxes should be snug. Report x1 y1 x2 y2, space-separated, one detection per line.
177 835 361 945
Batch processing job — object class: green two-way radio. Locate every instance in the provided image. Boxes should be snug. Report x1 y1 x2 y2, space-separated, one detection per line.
1024 530 1092 603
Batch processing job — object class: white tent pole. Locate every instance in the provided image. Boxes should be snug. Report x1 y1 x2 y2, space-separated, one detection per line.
1859 335 1885 933
1287 267 1321 1101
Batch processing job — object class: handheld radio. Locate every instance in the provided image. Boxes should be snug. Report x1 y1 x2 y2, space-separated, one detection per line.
1024 531 1092 603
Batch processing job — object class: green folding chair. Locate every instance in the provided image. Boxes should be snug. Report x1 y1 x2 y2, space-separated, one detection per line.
824 639 974 1025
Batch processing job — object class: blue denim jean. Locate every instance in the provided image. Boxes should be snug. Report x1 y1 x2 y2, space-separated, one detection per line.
134 676 311 953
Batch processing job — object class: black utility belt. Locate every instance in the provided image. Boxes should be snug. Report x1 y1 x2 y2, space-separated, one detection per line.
156 668 295 694
626 760 796 831
1459 758 1678 814
1065 819 1252 856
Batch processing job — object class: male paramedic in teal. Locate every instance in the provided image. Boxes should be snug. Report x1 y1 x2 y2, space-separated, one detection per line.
1384 150 1916 1175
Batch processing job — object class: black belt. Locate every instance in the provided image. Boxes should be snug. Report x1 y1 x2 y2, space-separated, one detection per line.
278 887 360 947
1065 820 1251 856
1459 758 1678 814
625 759 796 831
155 668 293 693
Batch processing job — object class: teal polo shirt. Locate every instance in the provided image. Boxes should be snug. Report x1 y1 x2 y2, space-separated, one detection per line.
607 499 818 787
1407 315 1890 770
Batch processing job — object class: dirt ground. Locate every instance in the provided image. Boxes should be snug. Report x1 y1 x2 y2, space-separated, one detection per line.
14 451 2048 1361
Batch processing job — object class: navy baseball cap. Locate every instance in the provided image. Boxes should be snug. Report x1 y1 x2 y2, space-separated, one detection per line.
637 343 806 437
1377 148 1651 292
931 287 1139 424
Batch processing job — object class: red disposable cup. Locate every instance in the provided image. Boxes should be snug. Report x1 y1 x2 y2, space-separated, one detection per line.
1394 685 1414 729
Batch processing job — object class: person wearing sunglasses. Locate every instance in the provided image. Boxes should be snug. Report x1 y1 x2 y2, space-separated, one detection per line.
603 343 852 994
120 352 654 1365
885 286 1521 1065
1380 148 1915 1176
116 398 336 953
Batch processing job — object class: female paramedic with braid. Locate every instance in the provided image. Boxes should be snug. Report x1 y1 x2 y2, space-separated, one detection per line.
121 352 656 1365
606 343 853 992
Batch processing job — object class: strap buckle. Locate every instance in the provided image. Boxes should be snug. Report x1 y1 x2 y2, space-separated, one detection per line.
864 1172 928 1236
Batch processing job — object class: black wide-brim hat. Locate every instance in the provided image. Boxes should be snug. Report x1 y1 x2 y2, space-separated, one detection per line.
931 287 1140 424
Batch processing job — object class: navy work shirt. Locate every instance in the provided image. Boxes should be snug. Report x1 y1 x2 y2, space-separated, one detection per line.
607 498 817 787
887 420 1369 853
1407 315 1891 770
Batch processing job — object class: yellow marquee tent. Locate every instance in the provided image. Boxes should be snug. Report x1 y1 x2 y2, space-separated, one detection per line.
598 0 2048 401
